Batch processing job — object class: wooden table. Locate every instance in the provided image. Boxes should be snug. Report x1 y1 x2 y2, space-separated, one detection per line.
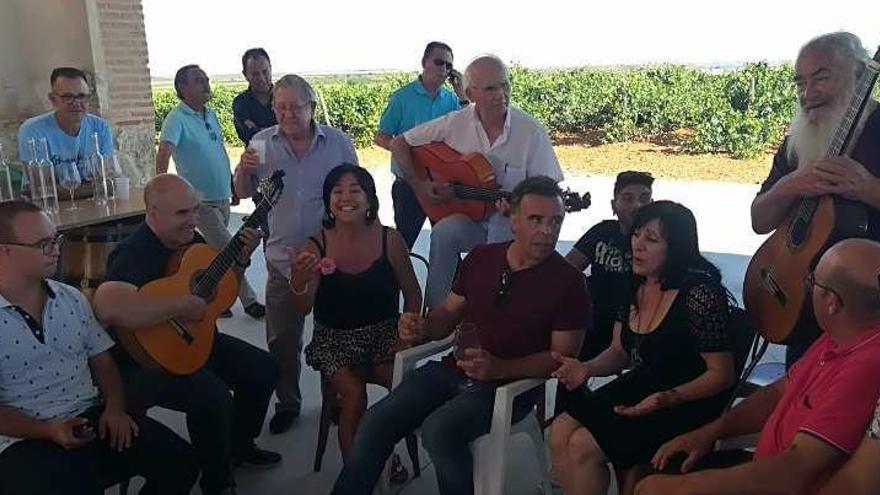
53 187 146 231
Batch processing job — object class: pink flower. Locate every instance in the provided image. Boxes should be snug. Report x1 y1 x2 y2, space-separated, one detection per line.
318 257 336 275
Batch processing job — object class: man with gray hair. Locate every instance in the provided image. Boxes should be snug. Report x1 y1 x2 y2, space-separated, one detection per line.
391 54 563 309
751 32 880 365
234 74 359 434
156 64 265 320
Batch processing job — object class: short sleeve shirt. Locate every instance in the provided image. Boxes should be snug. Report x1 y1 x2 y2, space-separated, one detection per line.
755 328 880 458
17 111 114 181
0 280 114 453
378 79 460 177
448 242 590 366
572 219 631 316
159 102 231 201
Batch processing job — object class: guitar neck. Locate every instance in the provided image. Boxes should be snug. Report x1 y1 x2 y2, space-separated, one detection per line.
192 197 273 298
452 184 511 203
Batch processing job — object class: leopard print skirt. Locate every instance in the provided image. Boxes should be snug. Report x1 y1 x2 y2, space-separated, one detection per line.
305 316 399 377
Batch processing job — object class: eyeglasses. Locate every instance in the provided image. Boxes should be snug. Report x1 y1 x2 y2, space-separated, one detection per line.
53 93 90 105
274 101 312 115
804 270 843 304
1 233 65 255
495 267 512 305
432 58 453 71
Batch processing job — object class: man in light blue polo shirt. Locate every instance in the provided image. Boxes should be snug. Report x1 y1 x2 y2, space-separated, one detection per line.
156 64 264 320
17 67 114 184
375 41 467 248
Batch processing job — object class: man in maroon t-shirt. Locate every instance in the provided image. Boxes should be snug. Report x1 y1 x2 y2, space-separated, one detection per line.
332 176 591 495
635 238 880 495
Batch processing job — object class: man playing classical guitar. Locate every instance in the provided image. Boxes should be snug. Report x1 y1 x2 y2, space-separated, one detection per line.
93 174 281 495
391 55 563 309
751 32 880 366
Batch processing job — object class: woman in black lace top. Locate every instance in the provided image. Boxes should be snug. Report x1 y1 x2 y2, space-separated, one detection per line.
548 200 736 495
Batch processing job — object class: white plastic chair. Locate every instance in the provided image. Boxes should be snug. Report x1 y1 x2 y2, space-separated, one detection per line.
390 336 553 495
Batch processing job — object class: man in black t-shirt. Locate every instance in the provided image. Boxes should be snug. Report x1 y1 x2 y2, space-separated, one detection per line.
751 32 880 366
566 170 654 360
92 174 281 495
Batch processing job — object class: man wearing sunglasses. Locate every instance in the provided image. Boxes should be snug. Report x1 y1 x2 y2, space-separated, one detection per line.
333 176 589 495
375 41 467 249
0 201 198 494
157 64 265 320
17 67 114 184
637 238 880 495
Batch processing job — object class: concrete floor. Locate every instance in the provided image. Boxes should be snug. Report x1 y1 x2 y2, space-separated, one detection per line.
113 170 782 494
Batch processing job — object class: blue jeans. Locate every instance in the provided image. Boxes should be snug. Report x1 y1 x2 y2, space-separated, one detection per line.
332 361 537 495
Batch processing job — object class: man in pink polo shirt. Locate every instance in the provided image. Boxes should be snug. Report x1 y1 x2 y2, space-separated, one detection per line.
635 238 880 495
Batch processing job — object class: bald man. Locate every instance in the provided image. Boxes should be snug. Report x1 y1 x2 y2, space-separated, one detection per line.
92 174 281 495
390 55 562 309
635 239 880 495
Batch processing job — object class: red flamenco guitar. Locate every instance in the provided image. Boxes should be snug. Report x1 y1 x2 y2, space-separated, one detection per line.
410 142 590 223
117 171 284 375
743 46 880 344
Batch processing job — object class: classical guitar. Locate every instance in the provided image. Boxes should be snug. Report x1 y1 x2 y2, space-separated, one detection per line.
118 171 284 375
410 141 591 223
743 47 880 344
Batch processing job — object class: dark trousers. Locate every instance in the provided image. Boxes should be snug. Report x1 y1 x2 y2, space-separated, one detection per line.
392 179 427 249
121 333 279 492
0 407 197 495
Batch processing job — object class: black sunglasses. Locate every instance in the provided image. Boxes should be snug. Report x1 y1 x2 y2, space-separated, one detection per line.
495 267 512 305
432 58 453 71
204 121 218 142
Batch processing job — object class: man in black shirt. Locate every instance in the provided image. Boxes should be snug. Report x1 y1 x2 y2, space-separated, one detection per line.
93 174 281 495
566 170 654 361
750 32 880 366
232 48 276 147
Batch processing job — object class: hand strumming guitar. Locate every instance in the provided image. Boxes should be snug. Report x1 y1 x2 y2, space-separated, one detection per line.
415 180 455 205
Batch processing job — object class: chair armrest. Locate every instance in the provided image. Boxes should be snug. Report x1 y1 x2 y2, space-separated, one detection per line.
392 334 455 389
490 378 548 437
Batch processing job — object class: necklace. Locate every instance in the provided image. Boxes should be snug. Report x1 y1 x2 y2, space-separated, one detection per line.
631 284 663 367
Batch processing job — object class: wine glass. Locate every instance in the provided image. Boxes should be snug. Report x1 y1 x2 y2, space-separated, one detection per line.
106 155 123 199
453 322 481 391
56 162 81 211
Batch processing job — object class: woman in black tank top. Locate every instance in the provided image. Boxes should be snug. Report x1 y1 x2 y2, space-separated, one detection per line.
288 164 422 460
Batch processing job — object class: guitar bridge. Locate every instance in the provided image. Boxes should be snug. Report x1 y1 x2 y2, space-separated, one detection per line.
169 318 195 344
760 269 787 306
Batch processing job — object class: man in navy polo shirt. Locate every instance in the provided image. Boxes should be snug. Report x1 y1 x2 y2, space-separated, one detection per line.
375 41 468 248
0 201 196 495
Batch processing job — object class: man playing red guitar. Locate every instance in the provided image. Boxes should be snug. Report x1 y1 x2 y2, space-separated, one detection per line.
751 32 880 366
391 54 563 309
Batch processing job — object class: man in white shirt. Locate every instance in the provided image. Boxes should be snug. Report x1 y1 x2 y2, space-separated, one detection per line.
391 55 562 308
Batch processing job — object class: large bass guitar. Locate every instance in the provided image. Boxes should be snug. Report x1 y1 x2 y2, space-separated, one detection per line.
118 171 284 375
410 142 590 223
743 48 880 343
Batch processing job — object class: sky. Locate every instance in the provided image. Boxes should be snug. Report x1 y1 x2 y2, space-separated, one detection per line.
142 0 880 78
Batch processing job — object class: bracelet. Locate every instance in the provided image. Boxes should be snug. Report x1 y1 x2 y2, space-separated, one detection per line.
290 281 309 296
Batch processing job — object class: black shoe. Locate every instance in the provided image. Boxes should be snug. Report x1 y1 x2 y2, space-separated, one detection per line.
219 309 233 318
268 410 298 434
232 444 282 470
244 302 266 319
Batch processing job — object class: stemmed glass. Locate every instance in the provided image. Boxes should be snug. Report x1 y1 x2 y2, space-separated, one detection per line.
106 155 123 199
56 162 81 211
453 322 481 392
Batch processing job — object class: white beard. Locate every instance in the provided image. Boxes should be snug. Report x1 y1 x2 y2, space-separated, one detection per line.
786 80 856 168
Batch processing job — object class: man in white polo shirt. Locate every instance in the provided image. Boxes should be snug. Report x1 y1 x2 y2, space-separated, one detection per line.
390 55 562 308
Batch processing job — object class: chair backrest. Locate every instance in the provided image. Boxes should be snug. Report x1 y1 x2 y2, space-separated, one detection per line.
724 306 771 409
408 252 429 315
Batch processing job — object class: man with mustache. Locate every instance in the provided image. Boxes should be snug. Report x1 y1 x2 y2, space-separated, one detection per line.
751 31 880 365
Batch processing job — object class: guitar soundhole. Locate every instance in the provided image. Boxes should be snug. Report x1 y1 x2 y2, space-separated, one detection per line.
190 270 217 302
